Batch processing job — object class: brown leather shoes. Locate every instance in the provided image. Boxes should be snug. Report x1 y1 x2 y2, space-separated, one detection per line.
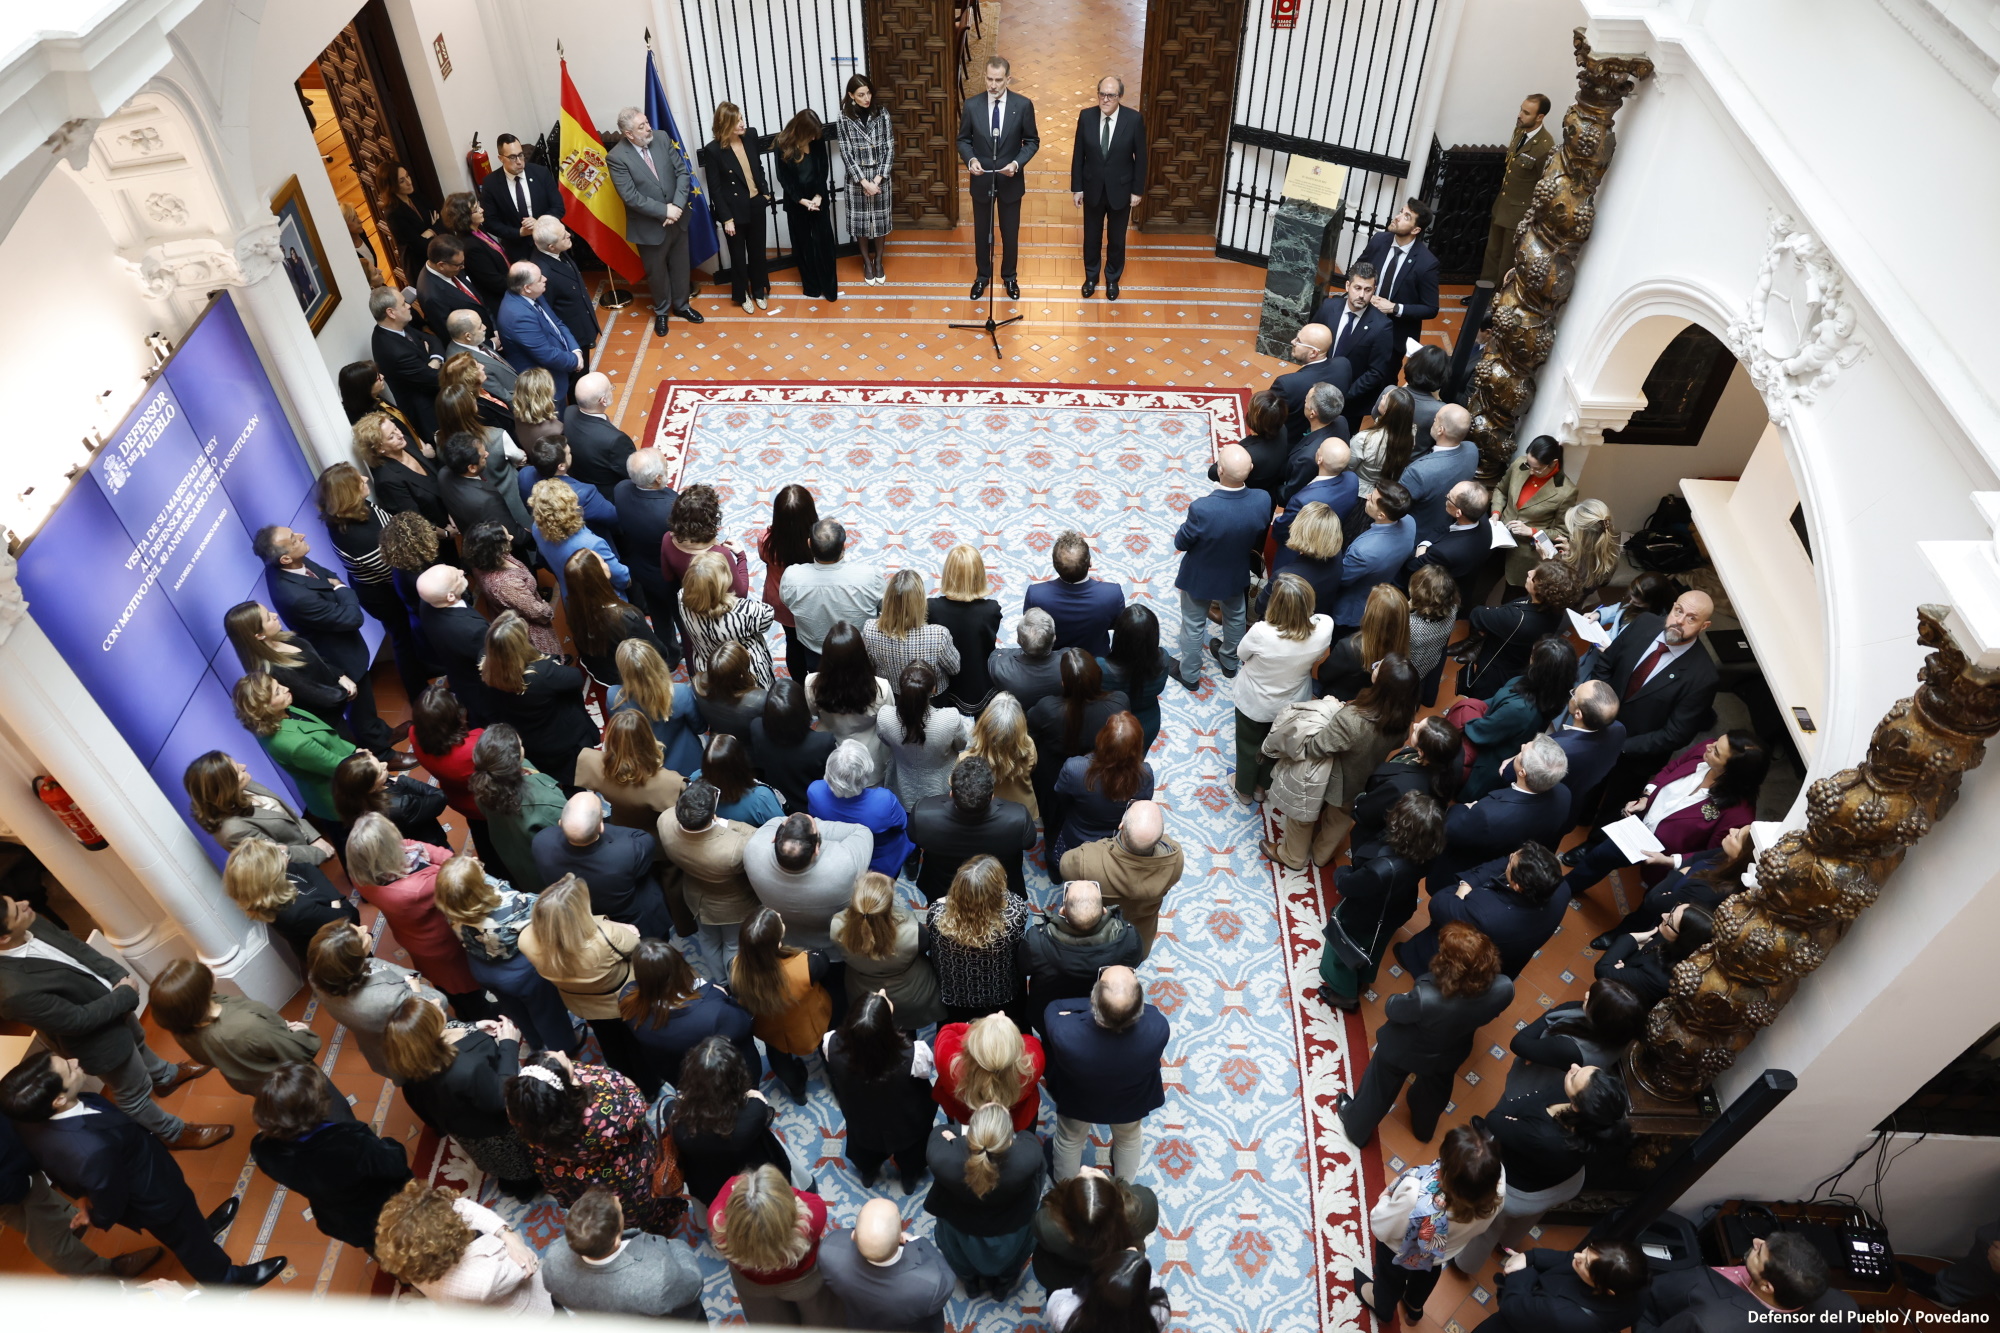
384 750 423 771
154 1061 212 1097
109 1246 164 1278
168 1124 234 1151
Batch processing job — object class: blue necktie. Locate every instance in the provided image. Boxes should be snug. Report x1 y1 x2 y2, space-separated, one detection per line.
991 98 1001 139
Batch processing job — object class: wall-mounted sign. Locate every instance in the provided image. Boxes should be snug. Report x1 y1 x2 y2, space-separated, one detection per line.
1271 0 1300 28
433 33 452 80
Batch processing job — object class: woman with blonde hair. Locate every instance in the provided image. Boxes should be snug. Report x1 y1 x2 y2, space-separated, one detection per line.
1348 386 1416 497
709 1164 843 1325
1319 581 1411 701
373 1181 550 1313
830 871 944 1027
353 410 447 530
701 101 773 312
316 459 426 703
1233 571 1334 802
1271 500 1346 614
927 855 1030 1024
930 543 1002 711
925 1102 1046 1298
729 907 833 1103
231 672 356 825
531 477 628 600
966 691 1039 818
681 548 776 687
877 662 973 809
224 599 352 730
934 1010 1043 1130
183 749 334 866
479 609 595 790
221 836 357 962
509 366 563 453
692 638 769 741
864 567 959 691
610 637 705 772
432 852 577 1054
575 708 688 832
517 874 650 1088
384 999 541 1200
1551 497 1621 605
344 812 488 1018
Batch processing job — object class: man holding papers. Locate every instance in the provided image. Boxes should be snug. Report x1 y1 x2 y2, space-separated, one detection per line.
1557 729 1770 901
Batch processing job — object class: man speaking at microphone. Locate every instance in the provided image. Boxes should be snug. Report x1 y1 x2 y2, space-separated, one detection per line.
957 56 1039 301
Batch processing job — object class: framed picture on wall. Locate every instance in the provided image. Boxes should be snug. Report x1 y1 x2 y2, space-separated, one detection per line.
269 175 340 334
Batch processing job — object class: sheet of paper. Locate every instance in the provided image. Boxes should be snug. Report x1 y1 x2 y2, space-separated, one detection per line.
1488 516 1519 550
1600 815 1666 864
1567 608 1614 649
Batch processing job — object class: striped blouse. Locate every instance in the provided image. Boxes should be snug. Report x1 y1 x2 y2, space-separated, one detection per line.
324 500 396 585
681 592 778 688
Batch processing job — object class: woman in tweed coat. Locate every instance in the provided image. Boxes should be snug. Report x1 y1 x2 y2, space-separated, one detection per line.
835 74 896 283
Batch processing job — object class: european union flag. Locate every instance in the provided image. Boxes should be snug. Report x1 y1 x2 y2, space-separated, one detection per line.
645 49 717 268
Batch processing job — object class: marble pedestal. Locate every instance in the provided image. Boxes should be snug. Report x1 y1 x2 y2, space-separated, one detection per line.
1256 200 1344 359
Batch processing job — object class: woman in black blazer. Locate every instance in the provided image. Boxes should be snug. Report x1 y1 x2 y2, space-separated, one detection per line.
667 1036 795 1210
249 1061 411 1251
822 993 939 1192
750 679 838 814
1502 979 1647 1103
1316 792 1445 1012
1026 649 1130 830
1594 831 1751 946
702 102 773 311
481 610 598 791
1457 560 1578 702
924 1105 1047 1298
1347 717 1465 854
1594 902 1714 1007
386 998 541 1199
357 411 450 526
773 109 838 302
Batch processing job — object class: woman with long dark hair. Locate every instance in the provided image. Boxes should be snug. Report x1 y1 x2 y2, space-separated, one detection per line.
1313 792 1448 1012
467 722 565 893
317 460 429 705
1096 604 1172 750
1457 559 1579 702
479 609 597 791
668 1034 794 1210
693 640 768 742
877 662 973 810
1262 654 1421 871
437 191 511 308
504 1050 681 1232
1032 1171 1159 1298
750 678 838 814
1504 977 1648 1103
382 163 436 285
773 108 839 302
691 731 784 825
1594 901 1715 1006
463 519 558 655
1052 711 1153 867
330 750 451 846
1350 386 1416 496
1459 635 1579 800
224 600 352 732
618 938 759 1088
1046 1249 1170 1333
806 621 894 763
1348 715 1464 853
730 907 834 1103
183 749 335 868
1562 730 1770 899
758 483 818 680
1026 648 1130 830
1593 822 1755 947
835 73 896 284
249 1061 413 1253
821 991 937 1191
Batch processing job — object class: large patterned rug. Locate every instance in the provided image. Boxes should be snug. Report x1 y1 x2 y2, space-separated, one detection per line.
414 382 1385 1332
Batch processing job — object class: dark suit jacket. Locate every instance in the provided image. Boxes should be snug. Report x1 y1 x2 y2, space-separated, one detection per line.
1015 910 1143 1018
416 265 492 338
1280 421 1354 504
699 131 773 225
1313 297 1397 416
0 922 140 1071
1372 973 1514 1073
908 796 1037 901
1022 577 1125 657
15 1094 194 1232
268 559 370 680
1414 853 1574 979
1041 1001 1169 1126
562 408 636 505
1491 1247 1645 1333
1400 442 1479 548
1272 356 1349 444
1173 486 1274 601
1637 1261 1857 1332
534 247 601 353
1591 618 1721 765
1354 230 1441 350
1432 786 1572 888
249 1120 411 1250
613 481 680 616
418 601 493 722
371 323 443 440
438 468 534 551
1549 722 1628 811
1274 471 1361 555
986 647 1065 710
818 1230 957 1333
1069 106 1146 207
532 825 671 939
478 164 566 262
497 291 582 391
1407 522 1490 582
957 93 1040 199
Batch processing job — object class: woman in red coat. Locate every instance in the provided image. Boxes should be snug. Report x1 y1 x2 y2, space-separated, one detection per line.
343 812 494 1019
1561 729 1769 899
932 1012 1044 1131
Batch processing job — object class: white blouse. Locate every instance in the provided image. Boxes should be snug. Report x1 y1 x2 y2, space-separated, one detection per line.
1233 615 1337 723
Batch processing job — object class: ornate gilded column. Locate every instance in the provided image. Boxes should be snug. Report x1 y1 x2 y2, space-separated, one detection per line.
1465 30 1656 484
1634 606 2000 1100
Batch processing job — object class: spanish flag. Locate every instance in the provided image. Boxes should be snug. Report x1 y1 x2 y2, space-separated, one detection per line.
556 59 645 284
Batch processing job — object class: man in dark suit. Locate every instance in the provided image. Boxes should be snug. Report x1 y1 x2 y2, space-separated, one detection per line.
1404 479 1492 584
497 261 584 405
1022 530 1125 656
415 234 492 337
255 524 408 763
1069 75 1146 299
987 610 1065 709
0 1110 163 1277
439 308 517 406
1274 436 1359 555
1336 923 1515 1145
908 756 1036 902
1042 966 1169 1180
415 565 494 724
1353 198 1441 384
562 372 636 506
957 56 1039 299
1172 443 1273 687
1016 880 1141 1031
1313 263 1397 419
818 1198 957 1331
1637 1232 1856 1332
1271 323 1348 443
478 133 566 263
613 448 680 643
368 285 444 441
1427 734 1572 887
534 795 675 944
1279 382 1353 505
607 107 701 334
1542 681 1627 818
436 433 535 559
533 216 602 363
0 1051 285 1287
1405 841 1571 980
1478 1242 1649 1333
1590 591 1719 811
0 897 225 1150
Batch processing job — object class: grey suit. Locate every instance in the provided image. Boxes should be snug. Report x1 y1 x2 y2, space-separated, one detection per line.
607 134 692 313
313 959 445 1082
542 1229 704 1318
817 1230 957 1332
742 818 876 956
0 922 185 1140
211 780 329 867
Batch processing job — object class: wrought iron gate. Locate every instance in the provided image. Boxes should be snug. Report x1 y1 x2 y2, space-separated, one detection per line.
1216 0 1441 269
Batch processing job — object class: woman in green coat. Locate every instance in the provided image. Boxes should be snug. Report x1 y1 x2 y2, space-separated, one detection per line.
467 722 566 893
232 672 357 824
1491 435 1579 589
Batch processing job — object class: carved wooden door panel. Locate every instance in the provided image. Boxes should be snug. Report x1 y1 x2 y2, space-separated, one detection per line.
317 25 407 279
1136 0 1245 234
864 0 961 229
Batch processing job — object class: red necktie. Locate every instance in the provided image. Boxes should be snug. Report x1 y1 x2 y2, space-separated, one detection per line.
1625 642 1671 699
454 276 480 304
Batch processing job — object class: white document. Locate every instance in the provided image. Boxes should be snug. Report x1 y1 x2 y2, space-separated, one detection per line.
1600 815 1666 864
1567 609 1614 649
1487 516 1519 550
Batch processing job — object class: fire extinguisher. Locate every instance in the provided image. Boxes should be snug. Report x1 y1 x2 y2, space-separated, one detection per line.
467 132 492 188
34 777 108 851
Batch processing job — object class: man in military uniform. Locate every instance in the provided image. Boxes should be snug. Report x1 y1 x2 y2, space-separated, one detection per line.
1478 93 1555 288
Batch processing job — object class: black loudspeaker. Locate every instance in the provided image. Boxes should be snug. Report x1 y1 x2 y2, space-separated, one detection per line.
1586 1069 1798 1246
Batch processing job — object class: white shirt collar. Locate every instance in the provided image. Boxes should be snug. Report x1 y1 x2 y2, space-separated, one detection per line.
1646 632 1697 664
863 1246 906 1269
49 1101 97 1121
1215 482 1246 492
579 1238 629 1266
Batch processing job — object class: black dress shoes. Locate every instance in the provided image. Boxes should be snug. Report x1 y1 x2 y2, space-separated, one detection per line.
1004 277 1020 300
969 277 988 299
206 1196 240 1235
652 311 669 335
1107 279 1120 300
1081 279 1096 298
227 1256 288 1288
672 304 705 324
1590 932 1614 951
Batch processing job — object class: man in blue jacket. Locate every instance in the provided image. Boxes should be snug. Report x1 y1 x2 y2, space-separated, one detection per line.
1171 443 1273 688
1043 965 1169 1181
1351 198 1441 386
497 261 584 406
1331 479 1416 629
1023 530 1125 655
